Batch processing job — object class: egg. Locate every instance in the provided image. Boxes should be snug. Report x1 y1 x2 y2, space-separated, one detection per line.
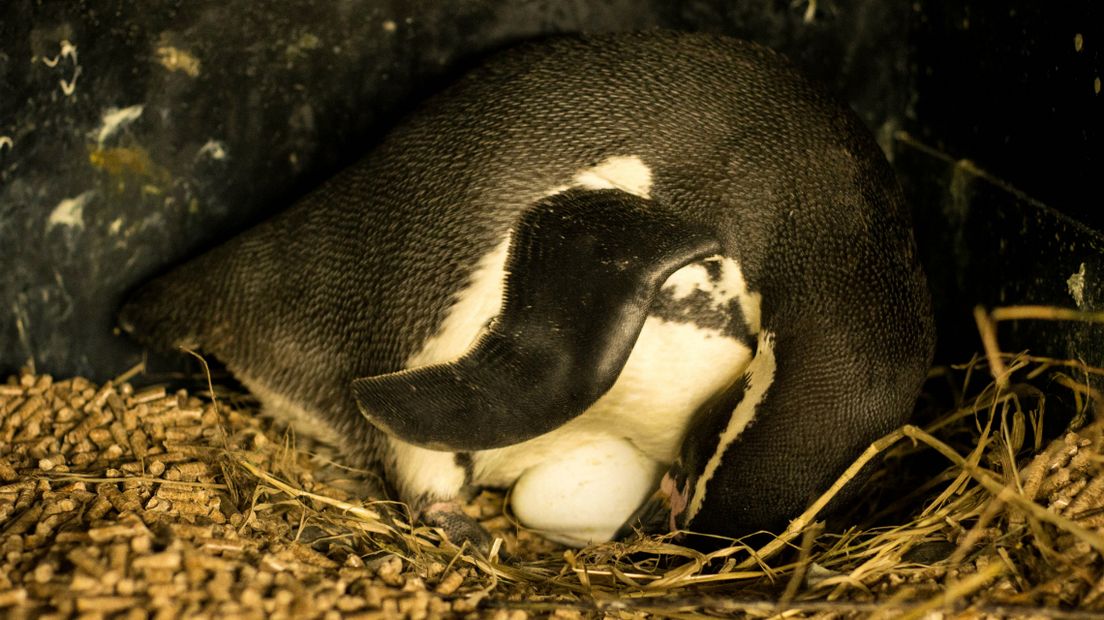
509 437 664 547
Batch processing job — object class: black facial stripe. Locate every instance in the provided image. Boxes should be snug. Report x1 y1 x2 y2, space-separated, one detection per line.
703 259 724 283
649 289 753 343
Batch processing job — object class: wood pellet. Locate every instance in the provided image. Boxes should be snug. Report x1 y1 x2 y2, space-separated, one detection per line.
0 370 489 619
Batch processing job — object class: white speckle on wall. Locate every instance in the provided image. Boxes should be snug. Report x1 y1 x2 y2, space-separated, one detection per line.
48 191 96 231
197 140 228 161
95 105 144 146
1068 262 1087 308
155 46 202 77
42 40 81 96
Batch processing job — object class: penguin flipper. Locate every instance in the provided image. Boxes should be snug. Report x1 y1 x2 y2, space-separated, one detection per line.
352 188 721 451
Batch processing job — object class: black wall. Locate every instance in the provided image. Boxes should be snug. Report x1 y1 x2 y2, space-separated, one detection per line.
903 1 1103 365
909 2 1102 230
1 1 1100 381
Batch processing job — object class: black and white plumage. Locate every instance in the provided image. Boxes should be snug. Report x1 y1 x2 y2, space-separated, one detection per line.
120 31 935 547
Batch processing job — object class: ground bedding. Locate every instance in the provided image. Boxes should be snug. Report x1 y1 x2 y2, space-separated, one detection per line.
0 346 1102 618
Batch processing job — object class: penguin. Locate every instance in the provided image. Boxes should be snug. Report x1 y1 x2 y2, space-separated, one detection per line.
119 31 935 549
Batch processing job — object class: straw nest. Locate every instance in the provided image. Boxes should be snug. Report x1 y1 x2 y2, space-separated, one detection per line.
0 306 1102 619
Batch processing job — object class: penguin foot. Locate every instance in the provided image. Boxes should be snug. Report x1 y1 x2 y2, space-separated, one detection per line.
615 473 690 540
422 502 501 558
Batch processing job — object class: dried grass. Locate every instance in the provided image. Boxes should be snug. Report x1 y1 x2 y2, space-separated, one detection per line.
0 305 1102 618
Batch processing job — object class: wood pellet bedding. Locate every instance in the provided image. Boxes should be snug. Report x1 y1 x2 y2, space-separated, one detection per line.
0 372 452 619
2 347 1104 618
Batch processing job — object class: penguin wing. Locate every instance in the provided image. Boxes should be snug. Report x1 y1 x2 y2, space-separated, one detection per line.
352 188 721 451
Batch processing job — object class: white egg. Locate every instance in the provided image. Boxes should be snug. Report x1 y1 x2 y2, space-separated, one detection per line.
509 437 664 547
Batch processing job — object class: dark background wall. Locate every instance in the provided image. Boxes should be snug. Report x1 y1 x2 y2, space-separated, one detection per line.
901 1 1103 367
1 0 1101 382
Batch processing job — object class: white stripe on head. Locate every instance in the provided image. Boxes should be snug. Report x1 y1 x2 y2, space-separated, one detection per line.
685 330 777 522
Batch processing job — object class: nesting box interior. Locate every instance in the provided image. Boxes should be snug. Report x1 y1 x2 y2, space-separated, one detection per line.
1 1 1103 617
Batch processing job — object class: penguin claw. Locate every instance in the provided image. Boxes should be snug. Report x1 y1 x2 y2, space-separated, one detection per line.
616 473 694 540
422 502 509 561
